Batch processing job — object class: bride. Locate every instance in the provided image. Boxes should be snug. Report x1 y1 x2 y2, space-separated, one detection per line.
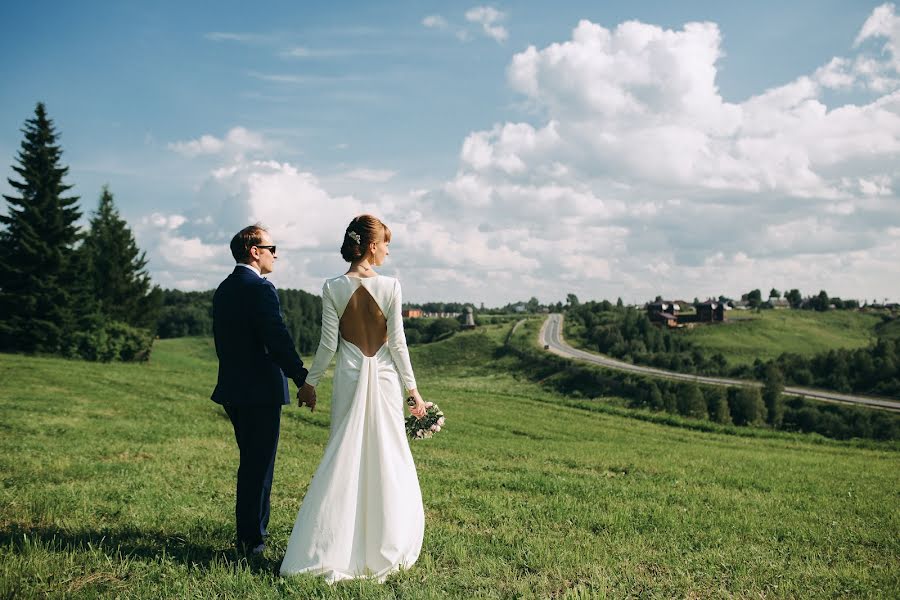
280 215 427 583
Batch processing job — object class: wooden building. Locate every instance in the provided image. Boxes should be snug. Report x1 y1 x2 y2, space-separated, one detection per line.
696 300 727 322
646 301 680 327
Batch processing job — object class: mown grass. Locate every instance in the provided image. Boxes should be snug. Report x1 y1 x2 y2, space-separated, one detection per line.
679 310 882 366
0 329 898 598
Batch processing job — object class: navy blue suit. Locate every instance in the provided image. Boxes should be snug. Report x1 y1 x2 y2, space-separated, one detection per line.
211 265 308 548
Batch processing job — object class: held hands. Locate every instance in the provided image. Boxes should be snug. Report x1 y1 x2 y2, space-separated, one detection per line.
297 383 317 412
406 389 426 419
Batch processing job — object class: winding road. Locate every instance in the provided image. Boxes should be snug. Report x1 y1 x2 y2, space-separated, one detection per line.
539 313 900 413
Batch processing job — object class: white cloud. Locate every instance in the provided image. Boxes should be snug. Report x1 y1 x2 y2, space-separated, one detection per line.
158 234 220 264
494 17 900 198
144 213 187 230
422 15 448 29
426 8 900 302
142 7 900 304
168 127 266 158
465 6 508 43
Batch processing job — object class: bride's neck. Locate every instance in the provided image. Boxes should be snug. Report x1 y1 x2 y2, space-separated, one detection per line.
347 259 375 276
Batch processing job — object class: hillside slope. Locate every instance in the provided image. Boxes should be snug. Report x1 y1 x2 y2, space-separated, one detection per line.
681 310 881 366
0 332 898 598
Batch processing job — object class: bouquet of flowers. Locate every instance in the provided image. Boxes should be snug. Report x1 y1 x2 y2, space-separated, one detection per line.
405 400 445 440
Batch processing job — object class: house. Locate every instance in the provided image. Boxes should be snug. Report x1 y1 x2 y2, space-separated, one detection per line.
402 309 423 318
696 300 727 322
656 312 678 327
646 300 680 326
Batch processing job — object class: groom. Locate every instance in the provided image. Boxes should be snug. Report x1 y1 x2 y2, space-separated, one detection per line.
211 224 315 555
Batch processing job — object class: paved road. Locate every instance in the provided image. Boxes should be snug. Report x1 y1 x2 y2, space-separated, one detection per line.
539 313 900 413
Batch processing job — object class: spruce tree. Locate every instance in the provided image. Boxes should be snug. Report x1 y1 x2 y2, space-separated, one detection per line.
83 186 160 328
0 103 83 352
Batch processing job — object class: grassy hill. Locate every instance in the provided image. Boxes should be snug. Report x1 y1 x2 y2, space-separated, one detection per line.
1 330 898 598
680 309 882 366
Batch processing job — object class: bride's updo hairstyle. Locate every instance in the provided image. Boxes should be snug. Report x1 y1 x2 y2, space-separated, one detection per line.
340 214 392 262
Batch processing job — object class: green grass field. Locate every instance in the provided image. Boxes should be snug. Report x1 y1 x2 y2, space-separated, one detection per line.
1 327 898 598
680 309 882 366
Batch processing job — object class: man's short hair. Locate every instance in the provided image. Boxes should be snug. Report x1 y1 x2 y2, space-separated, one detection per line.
230 224 267 263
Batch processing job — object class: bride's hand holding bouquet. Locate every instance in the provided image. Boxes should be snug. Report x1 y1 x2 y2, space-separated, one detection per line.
405 391 444 440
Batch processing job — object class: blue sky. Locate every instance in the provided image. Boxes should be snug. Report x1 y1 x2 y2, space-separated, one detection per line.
1 1 898 304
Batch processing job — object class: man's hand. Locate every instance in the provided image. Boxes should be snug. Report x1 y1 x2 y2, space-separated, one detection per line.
297 383 317 412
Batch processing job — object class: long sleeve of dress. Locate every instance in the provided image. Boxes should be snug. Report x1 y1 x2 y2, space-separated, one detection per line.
386 279 417 391
305 282 340 387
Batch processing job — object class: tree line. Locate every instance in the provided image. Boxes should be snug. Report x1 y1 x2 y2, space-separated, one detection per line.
730 288 861 310
156 288 322 354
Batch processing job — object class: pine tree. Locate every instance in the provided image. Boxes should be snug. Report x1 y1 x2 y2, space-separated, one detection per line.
82 186 160 328
0 103 83 352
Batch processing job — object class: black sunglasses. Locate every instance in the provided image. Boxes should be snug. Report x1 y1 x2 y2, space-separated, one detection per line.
254 245 277 255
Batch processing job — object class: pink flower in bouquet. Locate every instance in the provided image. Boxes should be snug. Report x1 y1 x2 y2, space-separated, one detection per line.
437 417 445 426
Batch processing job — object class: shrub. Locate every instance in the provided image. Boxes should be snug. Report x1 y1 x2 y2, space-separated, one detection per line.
65 320 153 362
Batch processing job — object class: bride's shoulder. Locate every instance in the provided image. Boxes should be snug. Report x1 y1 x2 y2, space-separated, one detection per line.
321 274 348 292
374 274 401 290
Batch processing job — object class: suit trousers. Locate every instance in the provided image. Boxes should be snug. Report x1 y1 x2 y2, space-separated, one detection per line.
223 402 282 547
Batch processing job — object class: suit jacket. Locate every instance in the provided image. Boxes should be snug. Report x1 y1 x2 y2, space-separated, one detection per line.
211 266 308 406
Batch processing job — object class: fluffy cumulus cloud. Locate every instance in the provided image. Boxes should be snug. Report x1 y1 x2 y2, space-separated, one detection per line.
168 127 267 158
144 5 900 304
137 157 380 291
426 6 900 303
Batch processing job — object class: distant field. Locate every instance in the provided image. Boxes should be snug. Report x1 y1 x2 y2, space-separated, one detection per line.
680 309 882 366
1 329 898 598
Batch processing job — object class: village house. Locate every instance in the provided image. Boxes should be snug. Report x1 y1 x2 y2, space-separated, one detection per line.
695 300 728 322
646 301 680 327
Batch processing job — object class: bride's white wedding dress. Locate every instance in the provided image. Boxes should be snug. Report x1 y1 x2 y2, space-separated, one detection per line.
280 274 424 583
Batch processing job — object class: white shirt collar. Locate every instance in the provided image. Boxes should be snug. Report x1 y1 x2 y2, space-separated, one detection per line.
236 263 261 277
